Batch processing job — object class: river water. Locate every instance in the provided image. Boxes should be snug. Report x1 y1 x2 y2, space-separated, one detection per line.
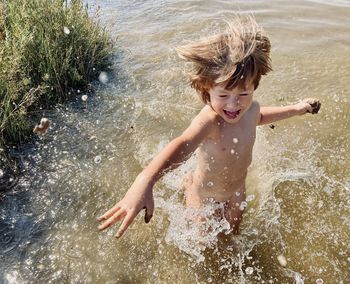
1 0 350 283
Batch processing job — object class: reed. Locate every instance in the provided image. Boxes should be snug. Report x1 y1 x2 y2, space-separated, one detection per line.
0 0 114 171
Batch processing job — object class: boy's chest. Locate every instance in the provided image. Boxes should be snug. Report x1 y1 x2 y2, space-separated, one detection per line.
200 119 257 165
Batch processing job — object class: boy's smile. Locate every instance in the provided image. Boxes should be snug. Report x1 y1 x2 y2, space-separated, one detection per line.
208 83 254 123
223 109 241 119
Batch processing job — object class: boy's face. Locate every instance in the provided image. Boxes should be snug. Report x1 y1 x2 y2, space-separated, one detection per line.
208 82 254 124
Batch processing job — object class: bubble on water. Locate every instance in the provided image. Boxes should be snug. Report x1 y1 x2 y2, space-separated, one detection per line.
318 200 323 208
230 149 235 154
94 155 102 164
81 95 88 102
245 267 254 275
207 181 214 187
277 254 287 267
246 194 255 202
239 201 248 211
235 192 241 196
316 279 324 284
0 169 3 178
99 72 109 84
63 26 70 35
233 138 238 143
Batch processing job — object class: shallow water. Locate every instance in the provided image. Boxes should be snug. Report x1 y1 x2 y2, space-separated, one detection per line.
1 0 350 283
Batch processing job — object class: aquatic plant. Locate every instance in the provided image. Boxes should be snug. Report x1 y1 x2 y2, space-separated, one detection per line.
0 0 114 172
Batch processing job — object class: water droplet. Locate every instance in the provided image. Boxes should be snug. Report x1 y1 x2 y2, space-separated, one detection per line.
246 194 255 202
316 279 324 284
63 26 70 35
99 72 109 84
277 255 287 267
235 192 241 196
230 149 235 154
207 181 214 187
81 95 88 101
94 155 102 164
239 201 248 211
245 267 254 275
0 169 3 178
233 138 238 143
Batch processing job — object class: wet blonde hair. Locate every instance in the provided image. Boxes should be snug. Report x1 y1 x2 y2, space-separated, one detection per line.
177 16 272 103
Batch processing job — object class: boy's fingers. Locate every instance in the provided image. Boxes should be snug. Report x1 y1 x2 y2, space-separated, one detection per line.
144 203 154 223
98 210 126 231
97 205 121 221
305 98 321 114
115 212 136 238
144 211 152 223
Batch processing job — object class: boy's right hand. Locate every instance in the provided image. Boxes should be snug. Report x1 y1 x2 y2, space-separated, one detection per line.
97 175 154 238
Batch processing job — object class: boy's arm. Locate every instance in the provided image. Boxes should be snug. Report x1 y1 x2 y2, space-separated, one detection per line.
98 106 216 238
257 98 321 125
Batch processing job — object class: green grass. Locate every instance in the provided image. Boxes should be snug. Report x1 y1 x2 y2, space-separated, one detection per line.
0 0 114 172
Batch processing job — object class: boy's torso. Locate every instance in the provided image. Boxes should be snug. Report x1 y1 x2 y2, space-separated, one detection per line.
186 102 258 203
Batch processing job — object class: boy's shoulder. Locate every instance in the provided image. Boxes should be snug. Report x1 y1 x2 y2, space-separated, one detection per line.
249 100 261 122
250 100 260 113
195 105 220 124
188 105 219 134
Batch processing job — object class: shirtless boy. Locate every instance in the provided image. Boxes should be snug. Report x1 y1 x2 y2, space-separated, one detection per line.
98 17 321 238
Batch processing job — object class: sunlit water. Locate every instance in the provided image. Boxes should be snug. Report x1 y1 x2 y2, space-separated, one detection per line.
1 0 350 283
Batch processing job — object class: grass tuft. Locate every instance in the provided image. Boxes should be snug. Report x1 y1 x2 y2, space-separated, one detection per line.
0 0 114 172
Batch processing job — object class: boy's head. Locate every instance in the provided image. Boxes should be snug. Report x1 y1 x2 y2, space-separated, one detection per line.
177 16 272 103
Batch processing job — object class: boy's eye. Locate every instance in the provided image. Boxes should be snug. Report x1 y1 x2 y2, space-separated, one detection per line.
240 93 249 97
219 95 227 98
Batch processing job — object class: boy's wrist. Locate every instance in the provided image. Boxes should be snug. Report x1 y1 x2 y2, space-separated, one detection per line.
293 103 307 115
137 172 156 187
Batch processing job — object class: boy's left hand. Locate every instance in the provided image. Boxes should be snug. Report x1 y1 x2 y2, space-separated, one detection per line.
296 98 321 115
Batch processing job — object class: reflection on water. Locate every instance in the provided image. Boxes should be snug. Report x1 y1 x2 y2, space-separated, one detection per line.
1 0 350 283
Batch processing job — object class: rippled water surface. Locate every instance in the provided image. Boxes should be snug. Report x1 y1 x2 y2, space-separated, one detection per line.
1 0 350 283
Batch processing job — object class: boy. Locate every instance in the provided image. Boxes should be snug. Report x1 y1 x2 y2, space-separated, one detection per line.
97 17 321 238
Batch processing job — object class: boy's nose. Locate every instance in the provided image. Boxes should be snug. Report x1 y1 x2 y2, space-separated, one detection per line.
227 97 240 107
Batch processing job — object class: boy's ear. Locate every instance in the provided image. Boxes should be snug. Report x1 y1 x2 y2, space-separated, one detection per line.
203 91 210 103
